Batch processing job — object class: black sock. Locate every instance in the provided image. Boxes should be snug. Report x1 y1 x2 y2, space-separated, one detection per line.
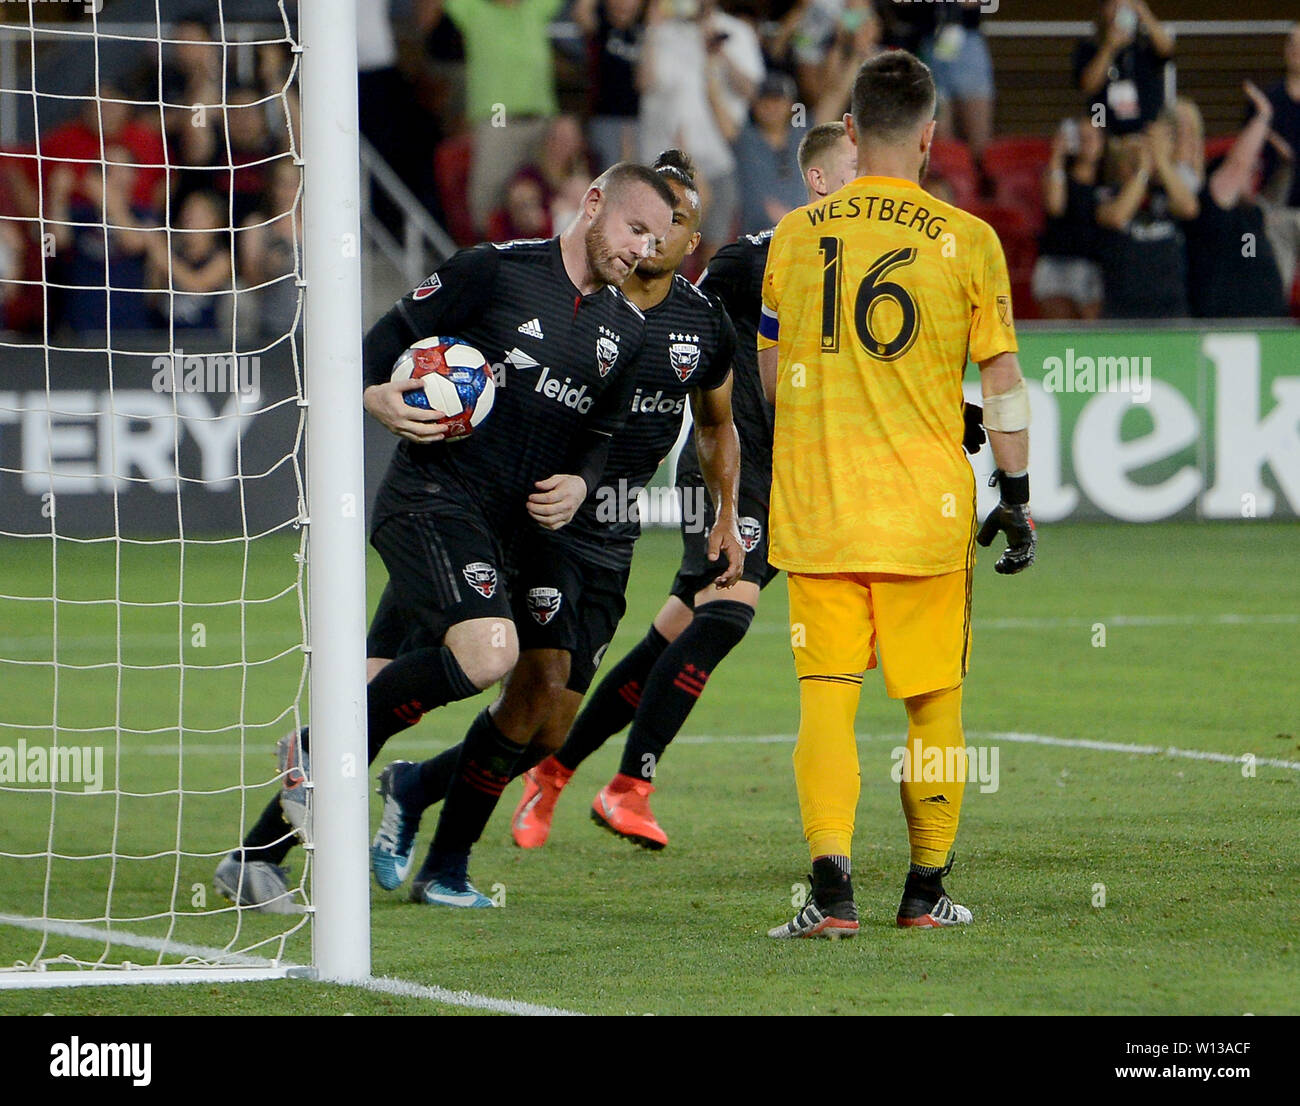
811 856 855 909
410 744 462 811
554 626 668 772
411 738 550 813
237 795 297 866
366 645 479 762
420 709 528 879
617 600 753 780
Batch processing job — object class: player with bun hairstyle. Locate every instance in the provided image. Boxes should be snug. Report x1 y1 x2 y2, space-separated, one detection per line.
367 149 748 892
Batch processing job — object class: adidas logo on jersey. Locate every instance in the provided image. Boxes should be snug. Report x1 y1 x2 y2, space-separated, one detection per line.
517 318 544 339
631 387 687 416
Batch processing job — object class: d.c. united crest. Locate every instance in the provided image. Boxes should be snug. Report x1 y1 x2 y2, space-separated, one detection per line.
462 561 497 598
668 332 700 383
527 586 563 625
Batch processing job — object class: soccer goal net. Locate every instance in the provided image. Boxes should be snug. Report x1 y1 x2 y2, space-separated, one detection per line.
0 0 370 988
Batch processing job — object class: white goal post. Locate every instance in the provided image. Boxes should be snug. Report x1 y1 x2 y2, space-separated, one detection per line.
0 0 369 988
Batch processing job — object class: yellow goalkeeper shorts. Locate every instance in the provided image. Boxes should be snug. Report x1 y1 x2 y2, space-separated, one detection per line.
787 569 972 699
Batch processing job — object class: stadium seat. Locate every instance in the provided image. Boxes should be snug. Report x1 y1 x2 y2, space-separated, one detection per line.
965 200 1040 321
982 136 1053 173
928 138 976 202
434 133 477 248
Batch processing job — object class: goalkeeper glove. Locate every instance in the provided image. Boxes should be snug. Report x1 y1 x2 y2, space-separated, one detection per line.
976 469 1036 575
962 403 986 456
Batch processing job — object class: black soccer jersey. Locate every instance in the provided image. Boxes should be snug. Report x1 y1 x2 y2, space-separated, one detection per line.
364 237 647 533
553 272 736 570
678 230 774 506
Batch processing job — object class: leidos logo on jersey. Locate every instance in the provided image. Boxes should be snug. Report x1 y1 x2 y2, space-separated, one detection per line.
596 325 622 377
462 562 497 598
526 587 563 626
668 333 700 382
534 366 595 413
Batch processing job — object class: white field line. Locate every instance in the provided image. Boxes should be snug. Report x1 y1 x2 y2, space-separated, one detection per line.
679 730 1300 771
116 730 1300 772
0 914 582 1015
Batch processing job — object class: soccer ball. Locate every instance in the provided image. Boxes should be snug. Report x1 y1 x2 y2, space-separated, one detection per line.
391 337 495 440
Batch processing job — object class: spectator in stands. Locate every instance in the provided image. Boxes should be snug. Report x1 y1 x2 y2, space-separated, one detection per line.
575 0 645 172
221 87 279 228
485 114 593 238
1258 22 1300 303
487 174 552 241
1094 120 1197 318
443 0 565 235
47 151 157 338
146 190 233 333
1033 117 1104 321
0 216 23 331
238 159 302 342
161 19 222 114
550 171 592 229
159 20 223 200
638 0 765 263
1184 83 1287 320
1170 97 1205 195
733 72 804 233
1075 1 1174 136
255 42 299 154
809 0 883 126
0 151 43 334
43 82 167 213
926 2 996 195
357 0 442 221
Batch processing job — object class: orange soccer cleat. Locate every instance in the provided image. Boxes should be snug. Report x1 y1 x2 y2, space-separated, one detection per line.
510 756 574 849
590 774 668 850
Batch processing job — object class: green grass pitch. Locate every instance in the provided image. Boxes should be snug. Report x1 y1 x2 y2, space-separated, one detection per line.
0 522 1297 1016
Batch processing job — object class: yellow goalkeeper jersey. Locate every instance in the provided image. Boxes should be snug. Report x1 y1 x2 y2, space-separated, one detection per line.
759 175 1017 575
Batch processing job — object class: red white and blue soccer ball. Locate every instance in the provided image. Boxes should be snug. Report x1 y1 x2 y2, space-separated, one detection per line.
391 336 495 440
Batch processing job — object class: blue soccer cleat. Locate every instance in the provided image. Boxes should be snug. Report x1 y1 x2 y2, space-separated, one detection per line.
370 760 421 891
409 852 497 908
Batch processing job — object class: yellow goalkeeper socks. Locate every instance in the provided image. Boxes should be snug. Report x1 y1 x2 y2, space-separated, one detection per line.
793 675 863 861
899 684 966 869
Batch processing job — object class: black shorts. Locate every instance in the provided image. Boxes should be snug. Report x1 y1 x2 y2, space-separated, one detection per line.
669 471 779 607
510 533 631 695
368 503 513 655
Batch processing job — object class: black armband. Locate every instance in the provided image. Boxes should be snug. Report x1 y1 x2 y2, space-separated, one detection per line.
990 469 1029 507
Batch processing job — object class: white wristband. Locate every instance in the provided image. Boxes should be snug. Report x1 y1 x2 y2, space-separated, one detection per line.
983 378 1031 432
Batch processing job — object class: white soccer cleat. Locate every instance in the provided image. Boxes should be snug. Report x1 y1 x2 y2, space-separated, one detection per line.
896 893 973 928
213 854 304 915
277 728 311 843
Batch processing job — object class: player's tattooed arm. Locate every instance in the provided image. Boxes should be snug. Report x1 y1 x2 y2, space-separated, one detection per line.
690 374 744 588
